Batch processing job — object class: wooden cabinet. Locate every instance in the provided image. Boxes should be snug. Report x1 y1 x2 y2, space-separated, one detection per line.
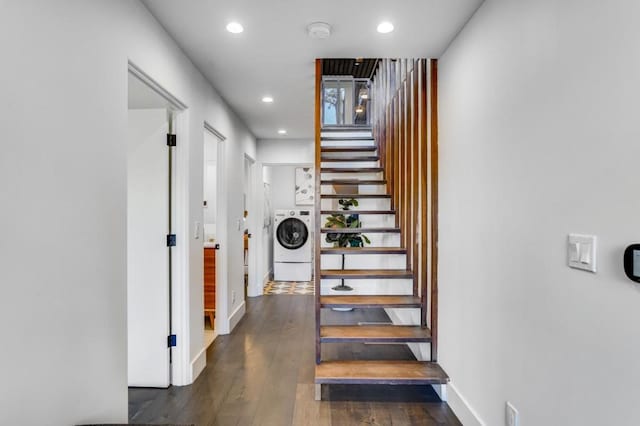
204 247 216 327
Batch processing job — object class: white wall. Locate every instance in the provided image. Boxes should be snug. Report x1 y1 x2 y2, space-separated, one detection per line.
0 1 255 424
269 165 304 211
257 139 314 164
438 0 640 425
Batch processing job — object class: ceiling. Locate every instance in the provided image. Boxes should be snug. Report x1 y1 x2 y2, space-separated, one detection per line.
142 0 484 140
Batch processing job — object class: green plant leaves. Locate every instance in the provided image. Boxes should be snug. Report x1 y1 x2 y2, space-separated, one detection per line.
325 198 369 248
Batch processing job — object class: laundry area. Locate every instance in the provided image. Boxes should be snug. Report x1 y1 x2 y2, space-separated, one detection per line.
261 165 315 294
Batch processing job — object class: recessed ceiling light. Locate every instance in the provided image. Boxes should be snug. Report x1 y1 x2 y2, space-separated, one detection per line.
277 129 287 135
377 21 394 34
226 22 244 34
262 96 274 103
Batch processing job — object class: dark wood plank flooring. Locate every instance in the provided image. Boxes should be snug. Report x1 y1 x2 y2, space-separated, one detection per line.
129 295 460 426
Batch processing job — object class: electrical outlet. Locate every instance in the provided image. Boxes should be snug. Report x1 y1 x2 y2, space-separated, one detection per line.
232 291 236 304
506 401 519 426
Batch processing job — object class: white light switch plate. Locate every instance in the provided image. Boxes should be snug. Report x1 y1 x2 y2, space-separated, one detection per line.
568 234 597 272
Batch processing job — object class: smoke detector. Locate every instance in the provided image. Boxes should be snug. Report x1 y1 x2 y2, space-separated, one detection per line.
307 22 331 39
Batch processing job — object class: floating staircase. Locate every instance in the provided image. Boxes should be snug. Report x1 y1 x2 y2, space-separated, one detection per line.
314 122 447 400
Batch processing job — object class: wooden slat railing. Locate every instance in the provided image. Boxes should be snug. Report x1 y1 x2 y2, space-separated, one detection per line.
369 58 439 361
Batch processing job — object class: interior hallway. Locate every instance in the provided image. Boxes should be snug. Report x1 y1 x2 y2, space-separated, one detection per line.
129 295 461 425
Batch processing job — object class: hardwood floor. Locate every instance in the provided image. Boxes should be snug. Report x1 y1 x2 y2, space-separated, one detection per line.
129 295 461 426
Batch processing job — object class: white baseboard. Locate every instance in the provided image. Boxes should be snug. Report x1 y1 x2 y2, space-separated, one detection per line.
447 381 486 426
190 346 207 383
229 301 246 332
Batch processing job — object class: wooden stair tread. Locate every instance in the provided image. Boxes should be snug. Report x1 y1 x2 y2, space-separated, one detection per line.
315 361 449 385
321 210 395 215
321 193 390 199
321 247 406 255
321 146 376 153
321 269 413 279
320 295 420 308
321 180 386 185
321 156 379 162
320 227 399 233
320 325 431 343
321 167 383 173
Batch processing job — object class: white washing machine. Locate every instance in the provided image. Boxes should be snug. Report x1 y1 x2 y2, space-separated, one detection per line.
274 209 312 281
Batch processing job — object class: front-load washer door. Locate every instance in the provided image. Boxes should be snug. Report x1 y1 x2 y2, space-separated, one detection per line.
276 217 309 251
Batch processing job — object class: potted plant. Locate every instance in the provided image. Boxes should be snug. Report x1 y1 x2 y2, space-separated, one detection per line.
324 198 371 291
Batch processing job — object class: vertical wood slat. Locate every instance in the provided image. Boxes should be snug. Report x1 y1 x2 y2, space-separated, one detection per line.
398 87 405 244
419 59 429 334
314 58 322 364
411 61 420 308
392 96 399 219
402 79 411 281
429 59 439 362
406 74 418 272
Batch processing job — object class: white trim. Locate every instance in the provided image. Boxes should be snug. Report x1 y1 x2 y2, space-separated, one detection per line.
128 61 188 110
190 345 208 383
204 121 226 142
214 137 230 335
170 110 191 386
245 155 262 298
447 381 486 426
203 122 228 336
229 301 246 332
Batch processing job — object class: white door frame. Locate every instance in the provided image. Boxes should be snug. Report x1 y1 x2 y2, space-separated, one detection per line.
127 61 191 386
204 122 228 335
244 154 262 298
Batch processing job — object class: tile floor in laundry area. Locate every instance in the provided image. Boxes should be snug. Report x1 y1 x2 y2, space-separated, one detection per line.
263 280 315 295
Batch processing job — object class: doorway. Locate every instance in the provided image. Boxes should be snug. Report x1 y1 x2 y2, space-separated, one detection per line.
243 156 255 301
126 64 188 387
203 125 224 348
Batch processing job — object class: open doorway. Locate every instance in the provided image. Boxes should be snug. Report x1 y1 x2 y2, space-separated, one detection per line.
127 72 173 388
243 156 255 301
261 164 314 295
126 64 188 387
203 125 224 349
